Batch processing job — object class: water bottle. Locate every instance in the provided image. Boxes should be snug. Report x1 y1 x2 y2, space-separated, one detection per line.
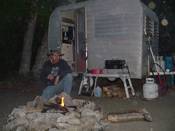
94 86 102 97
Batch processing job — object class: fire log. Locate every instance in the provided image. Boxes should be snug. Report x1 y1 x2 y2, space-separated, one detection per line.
106 108 152 122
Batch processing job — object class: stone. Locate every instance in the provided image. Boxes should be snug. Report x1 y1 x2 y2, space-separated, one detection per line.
49 128 62 131
81 108 103 121
81 116 97 128
16 126 27 131
55 122 71 129
5 117 28 131
56 112 81 125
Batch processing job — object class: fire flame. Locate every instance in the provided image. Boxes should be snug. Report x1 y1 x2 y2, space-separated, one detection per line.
60 97 64 107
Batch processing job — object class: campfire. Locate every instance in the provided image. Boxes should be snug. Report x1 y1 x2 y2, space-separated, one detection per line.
4 92 105 131
41 94 79 114
4 92 152 131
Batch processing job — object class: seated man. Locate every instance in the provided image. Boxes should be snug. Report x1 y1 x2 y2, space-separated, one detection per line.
39 49 73 102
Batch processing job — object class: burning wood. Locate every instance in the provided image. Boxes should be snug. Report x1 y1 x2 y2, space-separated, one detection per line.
41 96 74 113
60 97 64 107
106 108 152 122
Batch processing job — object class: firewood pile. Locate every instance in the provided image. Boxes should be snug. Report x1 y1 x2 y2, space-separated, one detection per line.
102 85 126 98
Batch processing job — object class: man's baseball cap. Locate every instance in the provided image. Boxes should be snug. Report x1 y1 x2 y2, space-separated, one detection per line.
47 49 64 56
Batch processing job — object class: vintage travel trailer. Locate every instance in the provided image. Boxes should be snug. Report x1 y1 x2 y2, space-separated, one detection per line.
48 0 159 79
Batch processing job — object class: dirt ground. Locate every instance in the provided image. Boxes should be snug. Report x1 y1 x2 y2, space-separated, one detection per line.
0 77 175 131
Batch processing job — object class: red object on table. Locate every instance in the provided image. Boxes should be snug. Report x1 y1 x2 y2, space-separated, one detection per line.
90 68 103 74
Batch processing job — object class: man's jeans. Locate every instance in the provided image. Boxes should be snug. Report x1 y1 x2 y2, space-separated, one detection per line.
42 73 73 101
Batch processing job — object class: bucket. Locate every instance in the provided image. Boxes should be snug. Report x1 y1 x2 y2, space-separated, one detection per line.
143 78 158 100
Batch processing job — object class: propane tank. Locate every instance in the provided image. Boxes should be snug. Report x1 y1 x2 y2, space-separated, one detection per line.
143 78 158 100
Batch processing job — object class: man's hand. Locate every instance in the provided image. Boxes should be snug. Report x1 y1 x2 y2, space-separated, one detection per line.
54 76 59 85
47 74 55 81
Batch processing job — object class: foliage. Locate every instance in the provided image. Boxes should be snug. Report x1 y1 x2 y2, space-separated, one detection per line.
0 0 28 79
